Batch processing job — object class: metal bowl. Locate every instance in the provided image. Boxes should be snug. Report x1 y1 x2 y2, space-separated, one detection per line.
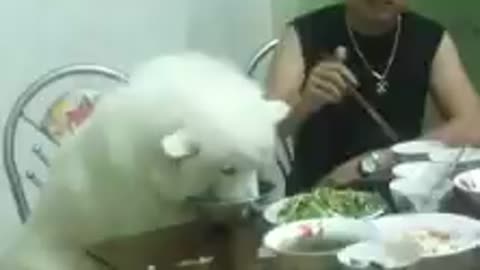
187 181 276 224
263 218 377 270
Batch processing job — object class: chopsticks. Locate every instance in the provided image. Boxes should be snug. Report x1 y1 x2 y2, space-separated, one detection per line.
431 146 467 201
442 146 467 182
347 84 400 143
325 47 400 143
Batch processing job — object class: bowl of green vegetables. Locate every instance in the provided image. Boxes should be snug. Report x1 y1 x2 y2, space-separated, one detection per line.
263 187 387 225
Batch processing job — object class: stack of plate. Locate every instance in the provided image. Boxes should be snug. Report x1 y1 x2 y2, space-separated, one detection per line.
262 214 480 270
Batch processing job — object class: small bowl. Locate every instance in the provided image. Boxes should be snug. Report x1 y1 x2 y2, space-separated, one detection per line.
453 168 480 206
389 178 417 212
429 147 480 163
391 140 445 161
188 181 276 224
392 162 448 179
391 140 445 155
263 218 377 270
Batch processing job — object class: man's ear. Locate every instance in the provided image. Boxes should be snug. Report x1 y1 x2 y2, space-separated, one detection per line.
161 129 199 159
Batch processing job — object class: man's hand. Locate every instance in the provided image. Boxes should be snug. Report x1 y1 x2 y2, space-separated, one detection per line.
321 149 395 187
301 46 359 113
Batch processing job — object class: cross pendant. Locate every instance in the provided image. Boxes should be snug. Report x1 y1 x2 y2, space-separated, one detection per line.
376 79 388 95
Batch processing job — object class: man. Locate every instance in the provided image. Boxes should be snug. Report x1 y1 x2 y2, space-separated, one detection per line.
267 0 480 193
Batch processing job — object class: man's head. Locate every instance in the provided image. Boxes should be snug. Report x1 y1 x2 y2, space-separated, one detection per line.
346 0 407 23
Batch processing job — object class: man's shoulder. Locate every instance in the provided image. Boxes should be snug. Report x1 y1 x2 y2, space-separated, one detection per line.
404 11 445 33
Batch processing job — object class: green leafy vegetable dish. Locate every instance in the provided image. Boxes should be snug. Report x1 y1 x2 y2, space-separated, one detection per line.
278 187 386 222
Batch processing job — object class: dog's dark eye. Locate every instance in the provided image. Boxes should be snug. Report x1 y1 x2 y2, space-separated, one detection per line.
221 165 237 176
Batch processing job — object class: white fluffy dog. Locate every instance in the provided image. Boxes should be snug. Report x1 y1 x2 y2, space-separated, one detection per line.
1 53 289 270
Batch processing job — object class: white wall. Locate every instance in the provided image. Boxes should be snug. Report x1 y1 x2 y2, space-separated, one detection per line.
187 0 273 65
271 0 339 34
0 0 272 253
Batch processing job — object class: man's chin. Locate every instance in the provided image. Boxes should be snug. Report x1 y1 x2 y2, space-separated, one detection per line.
373 11 400 23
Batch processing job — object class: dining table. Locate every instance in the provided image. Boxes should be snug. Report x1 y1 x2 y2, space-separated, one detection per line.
247 159 480 270
83 158 480 270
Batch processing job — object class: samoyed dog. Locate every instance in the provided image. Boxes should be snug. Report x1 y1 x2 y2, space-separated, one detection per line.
0 53 289 270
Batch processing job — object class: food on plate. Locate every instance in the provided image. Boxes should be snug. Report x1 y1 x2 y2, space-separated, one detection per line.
404 229 459 256
280 235 353 253
278 187 385 222
454 170 480 192
277 223 348 253
264 218 374 255
457 177 480 192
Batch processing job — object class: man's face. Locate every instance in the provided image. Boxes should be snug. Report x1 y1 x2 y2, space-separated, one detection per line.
346 0 407 23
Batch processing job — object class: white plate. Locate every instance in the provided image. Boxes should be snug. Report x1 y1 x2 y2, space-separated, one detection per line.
429 147 480 163
337 240 422 269
391 140 445 155
263 194 385 225
372 213 480 258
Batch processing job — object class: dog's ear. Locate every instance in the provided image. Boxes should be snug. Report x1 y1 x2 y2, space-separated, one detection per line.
266 100 290 123
161 129 199 159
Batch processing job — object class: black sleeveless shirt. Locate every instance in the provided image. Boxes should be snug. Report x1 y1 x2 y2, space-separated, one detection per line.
288 4 444 194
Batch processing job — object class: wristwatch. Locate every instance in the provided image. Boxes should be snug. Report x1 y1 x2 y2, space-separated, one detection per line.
359 151 382 177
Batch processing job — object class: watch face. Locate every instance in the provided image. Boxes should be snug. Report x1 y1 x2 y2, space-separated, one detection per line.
362 156 377 174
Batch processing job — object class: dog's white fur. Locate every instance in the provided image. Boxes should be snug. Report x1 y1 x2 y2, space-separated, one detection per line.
1 53 289 270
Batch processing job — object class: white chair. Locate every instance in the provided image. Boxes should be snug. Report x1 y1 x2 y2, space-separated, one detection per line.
3 64 129 223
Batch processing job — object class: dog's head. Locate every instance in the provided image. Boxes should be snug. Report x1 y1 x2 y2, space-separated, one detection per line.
160 99 288 198
129 53 290 200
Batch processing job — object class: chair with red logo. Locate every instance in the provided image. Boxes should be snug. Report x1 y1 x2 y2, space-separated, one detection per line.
3 64 128 223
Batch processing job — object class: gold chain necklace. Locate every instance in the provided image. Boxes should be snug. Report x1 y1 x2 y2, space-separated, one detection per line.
346 16 402 95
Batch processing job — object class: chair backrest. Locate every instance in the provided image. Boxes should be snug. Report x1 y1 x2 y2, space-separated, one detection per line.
3 64 129 223
246 39 294 183
246 39 279 78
